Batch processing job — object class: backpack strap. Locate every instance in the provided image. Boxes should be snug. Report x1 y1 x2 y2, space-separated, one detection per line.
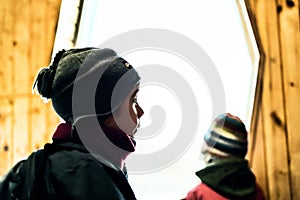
0 159 24 200
0 149 45 200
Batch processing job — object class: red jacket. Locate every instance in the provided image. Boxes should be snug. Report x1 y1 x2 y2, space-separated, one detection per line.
183 183 265 200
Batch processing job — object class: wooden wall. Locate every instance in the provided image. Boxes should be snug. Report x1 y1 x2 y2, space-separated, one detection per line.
247 0 300 199
0 0 61 176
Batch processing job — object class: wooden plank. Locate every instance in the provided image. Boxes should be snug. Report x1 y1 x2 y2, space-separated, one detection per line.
0 0 61 175
44 0 62 144
0 0 19 176
29 0 48 82
28 0 49 152
253 0 292 199
29 0 61 75
279 1 300 199
43 0 62 61
12 97 30 165
0 0 14 96
10 0 31 165
29 96 54 150
28 0 61 150
245 0 266 161
0 100 13 176
12 0 30 95
249 111 269 199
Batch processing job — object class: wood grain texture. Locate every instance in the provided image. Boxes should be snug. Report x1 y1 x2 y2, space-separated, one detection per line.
0 0 61 175
279 0 300 199
247 0 300 199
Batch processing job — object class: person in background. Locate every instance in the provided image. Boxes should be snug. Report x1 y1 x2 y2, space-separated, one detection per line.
0 47 143 200
182 113 265 200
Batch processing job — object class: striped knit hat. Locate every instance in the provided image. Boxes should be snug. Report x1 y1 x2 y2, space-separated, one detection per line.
201 113 248 158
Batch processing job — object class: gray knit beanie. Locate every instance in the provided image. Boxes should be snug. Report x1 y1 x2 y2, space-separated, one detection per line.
33 47 140 122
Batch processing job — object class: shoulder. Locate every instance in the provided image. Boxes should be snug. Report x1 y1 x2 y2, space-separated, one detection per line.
184 183 230 200
47 149 109 180
45 149 126 199
184 183 205 200
45 142 110 176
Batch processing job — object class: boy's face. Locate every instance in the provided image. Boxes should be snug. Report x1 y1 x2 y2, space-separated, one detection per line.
105 83 144 136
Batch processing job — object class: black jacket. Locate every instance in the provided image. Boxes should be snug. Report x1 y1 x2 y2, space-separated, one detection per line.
0 142 137 200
